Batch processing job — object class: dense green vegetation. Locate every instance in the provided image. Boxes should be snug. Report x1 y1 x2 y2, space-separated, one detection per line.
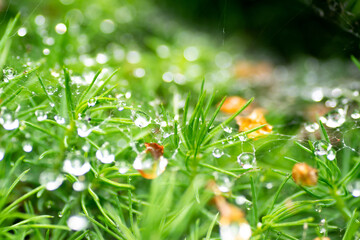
0 0 360 239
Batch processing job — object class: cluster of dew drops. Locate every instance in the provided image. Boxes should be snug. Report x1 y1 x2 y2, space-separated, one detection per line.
0 64 176 232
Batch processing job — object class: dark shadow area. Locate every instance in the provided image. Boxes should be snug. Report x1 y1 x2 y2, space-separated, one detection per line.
154 0 360 61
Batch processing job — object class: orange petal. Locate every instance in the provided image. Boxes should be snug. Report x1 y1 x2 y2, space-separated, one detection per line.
220 96 249 114
236 108 272 138
292 163 318 186
145 142 164 159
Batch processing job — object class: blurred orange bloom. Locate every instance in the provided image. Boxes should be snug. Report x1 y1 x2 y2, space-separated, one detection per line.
209 181 251 240
220 96 250 114
292 163 318 186
234 61 273 81
236 108 272 138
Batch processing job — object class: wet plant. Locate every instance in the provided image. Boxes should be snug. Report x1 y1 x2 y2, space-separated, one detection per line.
1 1 360 240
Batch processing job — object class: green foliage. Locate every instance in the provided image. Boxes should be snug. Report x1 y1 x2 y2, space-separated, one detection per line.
0 1 360 240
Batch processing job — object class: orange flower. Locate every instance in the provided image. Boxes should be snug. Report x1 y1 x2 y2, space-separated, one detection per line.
214 195 251 240
314 237 330 240
220 96 249 114
292 163 318 186
235 108 272 138
133 143 168 179
208 181 251 240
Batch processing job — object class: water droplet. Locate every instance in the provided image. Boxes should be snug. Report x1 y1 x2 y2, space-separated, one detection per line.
118 161 129 174
39 170 64 191
265 182 273 189
326 149 336 161
311 88 323 102
213 172 233 192
237 152 256 169
125 91 132 99
67 215 88 231
314 140 332 156
63 153 91 176
73 181 86 192
348 180 360 197
54 115 66 124
46 86 56 95
116 100 126 111
23 142 33 152
133 145 168 179
304 123 319 133
76 120 93 137
0 107 19 130
35 110 48 121
238 134 248 142
220 222 252 240
132 111 151 128
245 201 253 210
17 27 27 37
318 218 327 235
325 99 337 108
2 67 16 82
351 110 360 120
212 148 224 158
227 136 235 144
315 204 322 213
87 97 97 107
96 142 115 164
55 23 67 34
0 148 4 161
325 108 346 128
223 126 233 133
235 195 247 205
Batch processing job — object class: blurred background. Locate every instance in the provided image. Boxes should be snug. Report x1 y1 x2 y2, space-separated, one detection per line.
1 0 360 137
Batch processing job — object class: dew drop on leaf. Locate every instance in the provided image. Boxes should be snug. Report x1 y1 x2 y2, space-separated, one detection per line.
87 97 97 107
35 110 48 121
46 86 56 95
67 215 88 231
304 122 319 133
326 148 336 161
220 222 252 240
54 115 66 124
351 110 360 120
96 142 115 164
39 170 64 191
73 181 86 192
0 148 4 161
325 108 346 128
22 141 33 152
237 152 256 169
117 100 126 111
118 161 129 174
212 148 224 158
2 67 16 83
213 172 233 192
76 120 93 137
132 111 151 128
348 180 360 197
0 107 19 130
314 140 332 156
63 153 91 176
